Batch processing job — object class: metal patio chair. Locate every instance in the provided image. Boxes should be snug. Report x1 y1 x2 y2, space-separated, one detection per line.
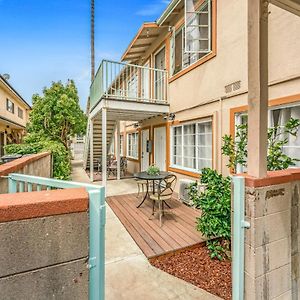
149 174 177 227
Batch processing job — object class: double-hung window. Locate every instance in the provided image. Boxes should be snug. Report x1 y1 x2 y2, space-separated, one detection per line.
18 107 24 119
127 132 139 159
6 99 14 113
120 135 124 156
171 119 212 172
235 103 300 168
170 0 213 76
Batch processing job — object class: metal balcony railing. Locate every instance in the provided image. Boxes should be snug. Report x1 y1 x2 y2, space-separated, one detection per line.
90 60 168 111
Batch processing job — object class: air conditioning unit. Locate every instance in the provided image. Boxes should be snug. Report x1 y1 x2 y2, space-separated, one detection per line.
179 179 195 206
179 179 208 206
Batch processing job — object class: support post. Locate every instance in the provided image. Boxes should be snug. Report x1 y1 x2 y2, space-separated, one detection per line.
102 108 107 192
247 0 269 178
90 119 94 182
116 121 121 180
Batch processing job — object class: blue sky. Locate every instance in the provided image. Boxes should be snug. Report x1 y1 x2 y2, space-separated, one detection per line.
0 0 170 108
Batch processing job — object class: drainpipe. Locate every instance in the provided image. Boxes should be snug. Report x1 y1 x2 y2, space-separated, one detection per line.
232 176 250 300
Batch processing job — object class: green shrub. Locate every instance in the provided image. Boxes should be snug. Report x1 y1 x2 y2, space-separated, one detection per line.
189 168 231 260
146 165 160 176
4 140 70 180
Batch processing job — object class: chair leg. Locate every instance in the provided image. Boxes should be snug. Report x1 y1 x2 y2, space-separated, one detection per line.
159 201 162 227
152 200 155 215
137 183 140 198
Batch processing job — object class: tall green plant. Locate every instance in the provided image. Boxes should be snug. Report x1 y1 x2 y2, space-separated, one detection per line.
222 117 300 172
27 80 87 149
189 168 231 260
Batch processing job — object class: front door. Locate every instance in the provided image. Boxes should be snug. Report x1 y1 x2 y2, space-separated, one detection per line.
154 126 166 171
141 129 150 171
154 47 166 101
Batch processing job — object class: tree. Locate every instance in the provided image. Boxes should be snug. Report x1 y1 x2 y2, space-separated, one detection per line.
27 80 87 149
222 117 300 172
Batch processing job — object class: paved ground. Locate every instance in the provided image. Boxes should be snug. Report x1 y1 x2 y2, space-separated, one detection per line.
71 160 220 300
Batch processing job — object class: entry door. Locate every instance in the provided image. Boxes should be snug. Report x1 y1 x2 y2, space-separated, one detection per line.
154 126 166 171
142 62 150 100
154 47 166 100
141 129 150 171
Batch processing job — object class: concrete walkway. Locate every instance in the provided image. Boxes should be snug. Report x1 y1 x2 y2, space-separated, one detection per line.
71 160 220 300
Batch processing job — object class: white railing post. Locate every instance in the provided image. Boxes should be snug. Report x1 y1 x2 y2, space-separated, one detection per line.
90 119 94 182
102 108 107 194
116 121 121 180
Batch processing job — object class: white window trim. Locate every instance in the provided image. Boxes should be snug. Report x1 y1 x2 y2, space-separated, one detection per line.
170 118 213 173
127 132 139 160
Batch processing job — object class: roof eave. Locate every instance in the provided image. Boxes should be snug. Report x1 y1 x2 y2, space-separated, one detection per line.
156 0 182 26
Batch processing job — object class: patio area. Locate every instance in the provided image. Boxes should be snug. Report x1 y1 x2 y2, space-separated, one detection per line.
107 193 204 258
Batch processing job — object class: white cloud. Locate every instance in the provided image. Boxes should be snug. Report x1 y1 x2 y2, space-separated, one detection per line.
136 0 171 17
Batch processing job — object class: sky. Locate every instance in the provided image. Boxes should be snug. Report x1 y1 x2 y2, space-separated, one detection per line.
0 0 170 109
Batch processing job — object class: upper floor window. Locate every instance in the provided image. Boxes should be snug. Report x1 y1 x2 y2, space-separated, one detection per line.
171 0 212 76
170 119 212 173
18 107 24 119
6 99 14 114
127 132 139 159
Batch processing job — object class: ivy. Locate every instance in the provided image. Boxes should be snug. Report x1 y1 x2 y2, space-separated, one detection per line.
189 168 231 260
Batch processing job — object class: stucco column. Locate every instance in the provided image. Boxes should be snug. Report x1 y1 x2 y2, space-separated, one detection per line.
247 0 269 178
116 121 121 180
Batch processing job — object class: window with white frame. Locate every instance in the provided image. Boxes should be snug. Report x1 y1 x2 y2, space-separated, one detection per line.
127 132 139 159
170 0 212 76
171 119 212 172
109 136 115 155
235 103 300 168
6 99 14 113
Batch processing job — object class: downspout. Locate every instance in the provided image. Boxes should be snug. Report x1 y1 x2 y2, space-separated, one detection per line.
232 176 250 300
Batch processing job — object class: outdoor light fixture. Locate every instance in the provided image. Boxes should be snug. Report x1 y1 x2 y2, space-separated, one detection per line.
133 123 139 128
163 113 176 121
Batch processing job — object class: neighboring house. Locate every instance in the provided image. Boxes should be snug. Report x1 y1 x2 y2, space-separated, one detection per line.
0 75 31 156
86 0 300 184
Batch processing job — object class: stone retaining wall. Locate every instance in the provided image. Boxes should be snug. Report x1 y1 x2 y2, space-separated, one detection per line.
0 188 89 300
0 152 51 193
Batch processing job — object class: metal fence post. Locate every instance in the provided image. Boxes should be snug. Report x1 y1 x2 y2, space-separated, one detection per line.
8 177 17 193
88 187 106 300
232 176 250 300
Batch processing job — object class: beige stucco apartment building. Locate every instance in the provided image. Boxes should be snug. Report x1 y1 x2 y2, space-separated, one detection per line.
0 75 31 156
87 0 300 183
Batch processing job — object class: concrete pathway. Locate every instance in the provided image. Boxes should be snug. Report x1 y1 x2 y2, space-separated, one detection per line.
71 160 220 300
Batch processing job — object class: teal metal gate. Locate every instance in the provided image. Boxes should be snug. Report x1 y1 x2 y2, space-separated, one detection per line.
7 173 105 300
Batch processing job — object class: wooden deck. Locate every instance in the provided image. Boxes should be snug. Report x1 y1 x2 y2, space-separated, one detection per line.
107 193 205 258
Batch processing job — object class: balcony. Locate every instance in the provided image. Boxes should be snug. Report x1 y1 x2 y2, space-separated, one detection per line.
89 60 168 112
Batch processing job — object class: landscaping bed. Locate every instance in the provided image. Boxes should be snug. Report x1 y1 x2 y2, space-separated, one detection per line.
149 243 231 300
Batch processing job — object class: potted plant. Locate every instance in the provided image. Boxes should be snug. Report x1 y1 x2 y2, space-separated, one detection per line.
146 164 160 176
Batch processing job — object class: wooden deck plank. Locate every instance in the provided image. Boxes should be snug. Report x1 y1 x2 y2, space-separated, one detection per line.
108 197 165 255
107 193 205 258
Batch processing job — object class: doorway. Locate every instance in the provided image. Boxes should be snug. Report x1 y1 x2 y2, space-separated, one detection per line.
154 47 166 101
153 126 166 171
141 129 150 171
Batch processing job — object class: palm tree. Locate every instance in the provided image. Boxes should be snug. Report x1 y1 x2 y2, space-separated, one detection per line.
91 0 95 82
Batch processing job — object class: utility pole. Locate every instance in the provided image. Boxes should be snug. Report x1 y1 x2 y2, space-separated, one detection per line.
91 0 95 83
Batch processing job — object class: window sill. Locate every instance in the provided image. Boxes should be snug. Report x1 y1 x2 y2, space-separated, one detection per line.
127 156 139 162
168 166 200 178
169 51 216 83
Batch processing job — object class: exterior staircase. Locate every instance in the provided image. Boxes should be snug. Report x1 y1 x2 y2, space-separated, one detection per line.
84 117 116 170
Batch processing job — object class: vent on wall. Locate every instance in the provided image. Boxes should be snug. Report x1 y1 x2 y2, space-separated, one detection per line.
225 80 241 94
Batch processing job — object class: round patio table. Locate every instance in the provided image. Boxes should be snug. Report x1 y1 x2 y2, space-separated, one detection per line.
134 171 172 208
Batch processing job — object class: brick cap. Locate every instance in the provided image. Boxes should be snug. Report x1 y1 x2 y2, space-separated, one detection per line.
0 188 88 223
238 168 300 188
0 152 50 177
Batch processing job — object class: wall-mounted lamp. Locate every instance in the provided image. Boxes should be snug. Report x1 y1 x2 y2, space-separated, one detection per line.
133 123 139 129
163 113 176 121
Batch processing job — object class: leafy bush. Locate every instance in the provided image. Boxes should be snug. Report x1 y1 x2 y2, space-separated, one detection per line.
147 165 160 176
4 140 70 180
222 117 300 172
189 168 231 260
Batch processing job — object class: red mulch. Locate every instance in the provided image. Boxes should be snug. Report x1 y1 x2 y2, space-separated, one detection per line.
149 243 232 300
